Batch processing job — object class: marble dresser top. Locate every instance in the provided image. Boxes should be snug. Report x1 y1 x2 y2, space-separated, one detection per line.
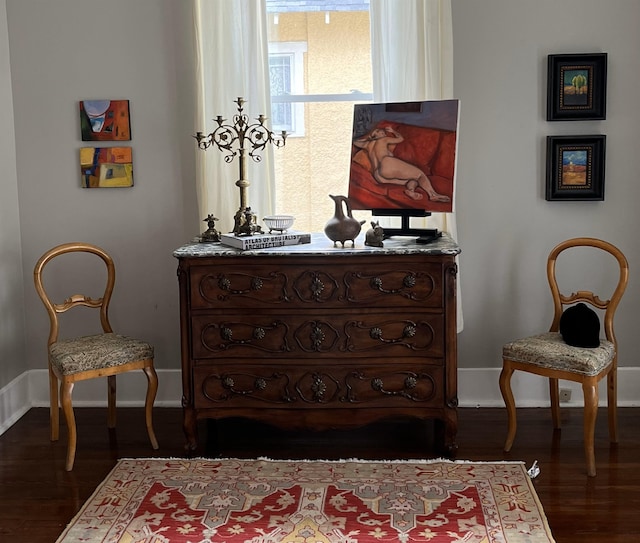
173 232 460 258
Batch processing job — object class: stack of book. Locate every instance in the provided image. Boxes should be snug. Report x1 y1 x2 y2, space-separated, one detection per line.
220 231 312 250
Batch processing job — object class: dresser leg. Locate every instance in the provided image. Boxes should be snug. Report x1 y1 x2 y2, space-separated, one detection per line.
183 407 198 452
434 418 458 458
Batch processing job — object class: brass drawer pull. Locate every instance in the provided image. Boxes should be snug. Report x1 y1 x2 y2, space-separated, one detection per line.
369 273 418 294
369 324 417 342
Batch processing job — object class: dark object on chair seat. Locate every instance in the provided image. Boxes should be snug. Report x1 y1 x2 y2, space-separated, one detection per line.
559 302 600 348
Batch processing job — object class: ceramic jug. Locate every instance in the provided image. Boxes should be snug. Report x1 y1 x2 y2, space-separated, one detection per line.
324 194 365 247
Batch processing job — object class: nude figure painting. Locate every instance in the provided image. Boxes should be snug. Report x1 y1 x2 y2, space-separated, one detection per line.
348 100 459 213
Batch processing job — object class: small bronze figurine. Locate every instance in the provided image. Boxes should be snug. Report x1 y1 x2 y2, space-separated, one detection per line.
365 221 385 247
200 214 221 242
234 206 263 236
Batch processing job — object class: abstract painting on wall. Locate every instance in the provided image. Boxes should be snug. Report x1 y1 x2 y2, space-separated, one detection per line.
79 99 131 141
80 147 134 188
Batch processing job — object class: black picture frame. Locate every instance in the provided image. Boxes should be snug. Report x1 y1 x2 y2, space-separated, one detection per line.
547 53 607 121
546 135 606 201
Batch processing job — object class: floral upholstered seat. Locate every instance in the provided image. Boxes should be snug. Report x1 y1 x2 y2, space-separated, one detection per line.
50 333 154 375
503 332 615 377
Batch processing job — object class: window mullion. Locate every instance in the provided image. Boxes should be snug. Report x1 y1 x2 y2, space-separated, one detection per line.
271 93 373 104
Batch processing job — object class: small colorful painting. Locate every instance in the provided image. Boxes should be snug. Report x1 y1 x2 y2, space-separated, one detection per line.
80 147 134 188
561 149 588 186
561 68 590 108
80 99 131 141
546 135 605 201
547 53 607 120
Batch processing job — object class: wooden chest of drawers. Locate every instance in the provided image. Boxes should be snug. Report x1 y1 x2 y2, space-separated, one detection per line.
174 233 460 455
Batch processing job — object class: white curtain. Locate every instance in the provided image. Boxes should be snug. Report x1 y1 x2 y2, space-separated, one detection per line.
193 0 275 234
370 0 462 331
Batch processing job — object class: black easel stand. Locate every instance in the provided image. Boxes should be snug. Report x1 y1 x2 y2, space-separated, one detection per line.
372 209 442 244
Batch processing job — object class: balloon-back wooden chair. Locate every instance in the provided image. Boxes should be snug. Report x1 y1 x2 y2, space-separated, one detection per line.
34 242 159 470
499 237 629 476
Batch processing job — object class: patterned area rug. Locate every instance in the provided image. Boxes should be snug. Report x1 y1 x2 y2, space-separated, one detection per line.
56 458 555 543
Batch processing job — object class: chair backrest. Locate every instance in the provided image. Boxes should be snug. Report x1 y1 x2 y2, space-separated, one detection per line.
34 242 116 347
547 237 629 351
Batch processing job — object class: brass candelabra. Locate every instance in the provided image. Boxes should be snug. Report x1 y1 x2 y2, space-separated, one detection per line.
194 97 286 235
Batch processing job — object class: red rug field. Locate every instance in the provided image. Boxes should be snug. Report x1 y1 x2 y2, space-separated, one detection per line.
56 458 555 542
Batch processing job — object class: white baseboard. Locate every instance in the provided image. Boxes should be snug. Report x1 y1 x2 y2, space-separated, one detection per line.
0 372 32 436
0 368 184 436
2 367 640 436
457 367 640 408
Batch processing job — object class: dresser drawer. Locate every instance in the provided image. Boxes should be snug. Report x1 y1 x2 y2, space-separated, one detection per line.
189 258 444 310
194 364 444 409
190 312 445 359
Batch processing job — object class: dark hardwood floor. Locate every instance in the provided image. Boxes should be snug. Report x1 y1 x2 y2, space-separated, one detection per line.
1 406 639 542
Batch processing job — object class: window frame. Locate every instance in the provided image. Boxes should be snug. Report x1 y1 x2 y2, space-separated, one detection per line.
268 41 308 137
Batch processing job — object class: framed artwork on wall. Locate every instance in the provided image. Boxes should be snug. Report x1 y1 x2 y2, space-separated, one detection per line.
80 147 134 188
546 135 606 201
79 99 131 141
547 53 607 121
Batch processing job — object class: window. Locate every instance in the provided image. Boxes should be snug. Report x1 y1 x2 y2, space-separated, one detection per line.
269 55 292 130
268 41 307 136
266 1 372 233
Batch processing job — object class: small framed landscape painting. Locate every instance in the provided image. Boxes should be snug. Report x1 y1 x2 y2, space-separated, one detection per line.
545 135 606 201
547 53 607 121
79 99 131 141
80 147 134 188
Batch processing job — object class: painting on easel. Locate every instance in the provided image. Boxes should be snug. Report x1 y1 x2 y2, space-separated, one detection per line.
348 100 459 214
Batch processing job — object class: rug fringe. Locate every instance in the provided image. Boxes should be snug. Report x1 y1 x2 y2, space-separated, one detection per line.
116 456 527 466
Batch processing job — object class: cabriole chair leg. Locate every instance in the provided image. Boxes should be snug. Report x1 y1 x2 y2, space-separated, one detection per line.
499 363 517 452
60 380 77 472
144 365 159 450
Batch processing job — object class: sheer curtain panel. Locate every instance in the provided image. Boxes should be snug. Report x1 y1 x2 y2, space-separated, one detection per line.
193 0 275 233
370 0 462 330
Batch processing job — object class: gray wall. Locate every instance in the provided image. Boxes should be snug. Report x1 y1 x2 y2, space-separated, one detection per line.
0 0 25 389
452 0 640 372
1 1 639 396
4 0 198 386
